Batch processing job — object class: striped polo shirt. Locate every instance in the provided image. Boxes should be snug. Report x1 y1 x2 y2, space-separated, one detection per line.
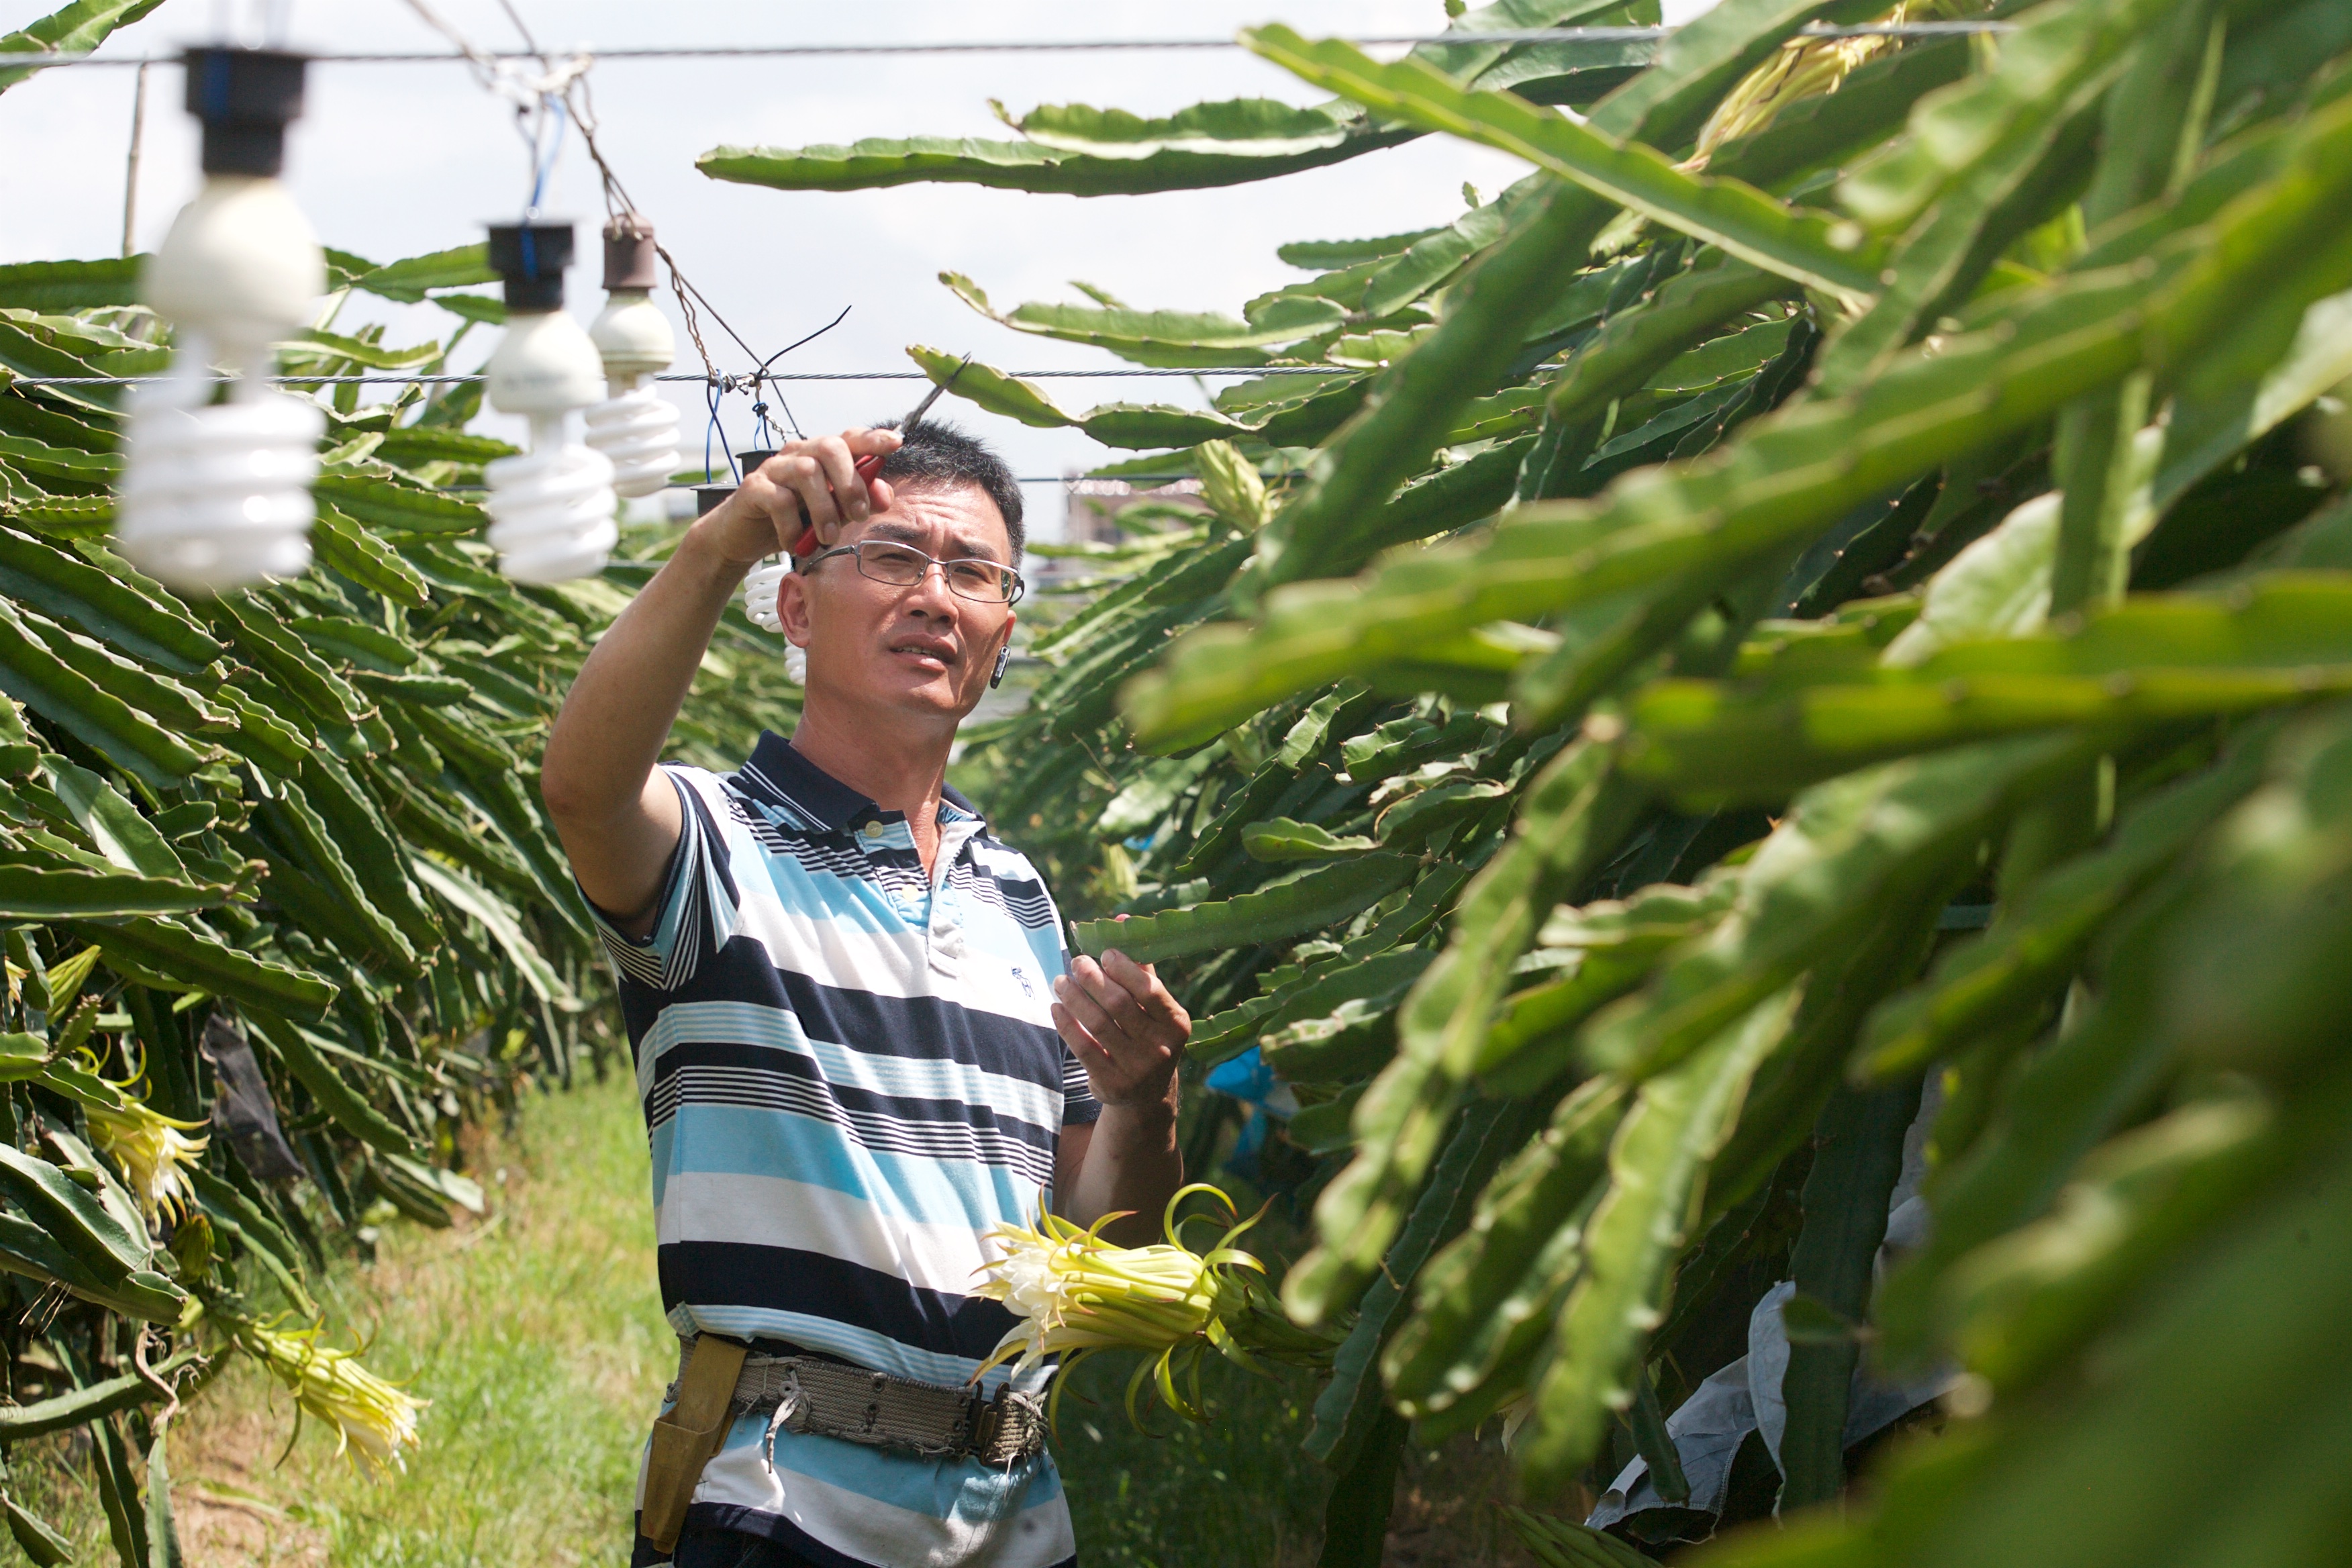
597 734 1096 1568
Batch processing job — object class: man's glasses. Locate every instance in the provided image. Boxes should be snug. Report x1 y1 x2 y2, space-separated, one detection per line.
799 540 1025 605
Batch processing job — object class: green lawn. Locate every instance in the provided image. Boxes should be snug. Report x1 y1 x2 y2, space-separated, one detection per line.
10 1071 1533 1567
13 1067 666 1567
1054 1349 1327 1567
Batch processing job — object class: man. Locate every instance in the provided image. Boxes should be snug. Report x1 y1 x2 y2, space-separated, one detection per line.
541 420 1190 1568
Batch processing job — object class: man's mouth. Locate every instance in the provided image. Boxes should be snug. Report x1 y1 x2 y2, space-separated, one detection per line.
887 636 958 669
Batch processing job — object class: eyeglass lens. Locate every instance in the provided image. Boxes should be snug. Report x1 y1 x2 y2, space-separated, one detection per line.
856 542 1018 603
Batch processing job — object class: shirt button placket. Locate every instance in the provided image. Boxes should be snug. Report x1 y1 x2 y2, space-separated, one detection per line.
929 859 965 977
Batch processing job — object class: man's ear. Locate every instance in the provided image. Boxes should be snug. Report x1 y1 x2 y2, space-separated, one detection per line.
776 567 814 648
988 612 1018 687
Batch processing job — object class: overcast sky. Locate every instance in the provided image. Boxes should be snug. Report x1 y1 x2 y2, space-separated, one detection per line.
2 1 1716 538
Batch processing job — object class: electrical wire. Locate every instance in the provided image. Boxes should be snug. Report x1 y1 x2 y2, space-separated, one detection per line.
544 36 852 452
11 17 2001 503
456 475 1230 487
391 0 589 106
9 368 1345 385
19 21 2018 68
398 0 588 226
703 373 732 483
746 305 854 443
389 0 856 471
30 9 2014 415
560 81 763 375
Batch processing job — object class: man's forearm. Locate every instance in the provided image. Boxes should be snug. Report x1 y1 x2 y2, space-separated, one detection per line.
1069 1095 1183 1247
540 524 746 916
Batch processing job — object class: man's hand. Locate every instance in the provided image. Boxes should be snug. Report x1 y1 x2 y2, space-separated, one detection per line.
701 426 903 567
1053 948 1189 1243
1052 949 1188 1110
543 424 897 930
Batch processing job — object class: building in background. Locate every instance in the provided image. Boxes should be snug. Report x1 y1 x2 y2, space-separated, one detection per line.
1035 473 1208 587
1064 474 1206 544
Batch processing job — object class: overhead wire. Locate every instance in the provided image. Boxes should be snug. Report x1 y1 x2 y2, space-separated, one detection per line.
748 305 854 444
389 0 856 467
21 21 2019 68
10 368 1344 385
18 13 2020 489
550 26 858 457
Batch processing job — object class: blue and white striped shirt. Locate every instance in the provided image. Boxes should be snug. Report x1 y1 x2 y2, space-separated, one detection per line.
600 734 1095 1568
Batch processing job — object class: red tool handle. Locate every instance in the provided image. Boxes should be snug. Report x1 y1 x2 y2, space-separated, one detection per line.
789 452 886 558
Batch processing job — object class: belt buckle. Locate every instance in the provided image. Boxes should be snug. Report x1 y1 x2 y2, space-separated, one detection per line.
969 1383 1039 1466
966 1384 1001 1461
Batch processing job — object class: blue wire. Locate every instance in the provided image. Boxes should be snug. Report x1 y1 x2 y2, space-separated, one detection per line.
526 96 568 217
692 309 853 483
702 379 718 482
703 377 738 483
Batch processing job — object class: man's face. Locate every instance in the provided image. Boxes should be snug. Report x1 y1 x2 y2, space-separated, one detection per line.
776 482 1017 726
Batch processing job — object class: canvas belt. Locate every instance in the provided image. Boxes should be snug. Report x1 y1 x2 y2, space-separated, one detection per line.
641 1333 1046 1555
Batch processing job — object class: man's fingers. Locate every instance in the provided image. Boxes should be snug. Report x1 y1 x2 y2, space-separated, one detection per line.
768 452 840 540
1064 955 1145 1028
726 428 899 558
1099 950 1190 1036
766 485 816 554
761 434 871 541
1058 949 1194 1112
1055 1001 1175 1111
1052 1002 1115 1067
1052 969 1134 1048
808 434 869 525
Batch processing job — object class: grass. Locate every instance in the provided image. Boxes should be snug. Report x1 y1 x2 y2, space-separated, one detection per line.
1046 1273 1542 1568
1054 1351 1328 1567
10 1070 1547 1566
13 1067 668 1567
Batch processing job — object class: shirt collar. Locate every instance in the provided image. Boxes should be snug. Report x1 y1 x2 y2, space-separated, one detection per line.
735 731 987 833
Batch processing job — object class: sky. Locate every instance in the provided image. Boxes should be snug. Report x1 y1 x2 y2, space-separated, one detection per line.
1 0 1718 539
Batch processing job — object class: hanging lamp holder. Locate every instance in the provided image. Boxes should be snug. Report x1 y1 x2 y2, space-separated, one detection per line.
603 216 659 291
185 48 308 178
488 222 577 313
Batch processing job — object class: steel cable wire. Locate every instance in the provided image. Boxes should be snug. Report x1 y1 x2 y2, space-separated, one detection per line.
15 21 2015 68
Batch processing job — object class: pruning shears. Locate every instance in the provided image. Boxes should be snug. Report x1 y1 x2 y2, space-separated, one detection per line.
791 355 973 558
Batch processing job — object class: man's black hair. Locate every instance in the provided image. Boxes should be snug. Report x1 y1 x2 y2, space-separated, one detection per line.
875 418 1024 563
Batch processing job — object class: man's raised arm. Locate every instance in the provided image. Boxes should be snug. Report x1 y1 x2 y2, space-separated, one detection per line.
540 427 900 931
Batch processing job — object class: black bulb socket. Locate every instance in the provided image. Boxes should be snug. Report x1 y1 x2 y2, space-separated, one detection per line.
487 222 577 313
696 451 781 514
185 48 308 178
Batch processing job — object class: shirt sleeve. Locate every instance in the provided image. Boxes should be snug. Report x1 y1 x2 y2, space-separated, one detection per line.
1061 1044 1104 1127
586 767 740 993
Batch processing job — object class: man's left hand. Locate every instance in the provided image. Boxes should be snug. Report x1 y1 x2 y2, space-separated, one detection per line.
1052 950 1188 1110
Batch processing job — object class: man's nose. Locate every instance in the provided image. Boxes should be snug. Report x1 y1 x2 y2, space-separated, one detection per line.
900 560 961 614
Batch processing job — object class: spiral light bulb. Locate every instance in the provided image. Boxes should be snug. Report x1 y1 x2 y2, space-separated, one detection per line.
115 48 325 593
741 555 807 683
584 217 681 499
481 223 618 583
732 462 807 683
744 557 788 633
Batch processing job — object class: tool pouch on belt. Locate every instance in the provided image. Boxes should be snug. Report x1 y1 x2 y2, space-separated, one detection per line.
642 1333 749 1555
